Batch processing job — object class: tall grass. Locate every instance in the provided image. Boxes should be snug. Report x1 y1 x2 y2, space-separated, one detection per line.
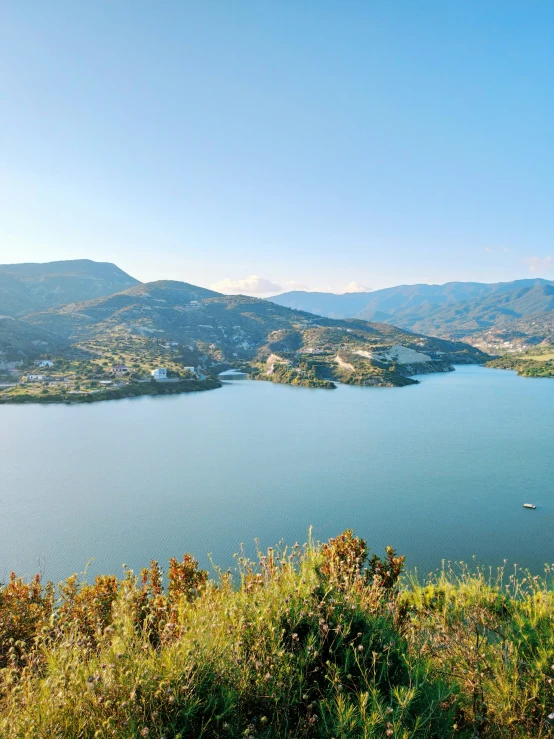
1 531 554 737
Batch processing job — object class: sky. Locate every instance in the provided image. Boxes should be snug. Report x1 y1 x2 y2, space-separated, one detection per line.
1 1 553 295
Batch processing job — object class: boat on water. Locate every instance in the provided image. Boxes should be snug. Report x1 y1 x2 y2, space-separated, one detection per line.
523 503 536 509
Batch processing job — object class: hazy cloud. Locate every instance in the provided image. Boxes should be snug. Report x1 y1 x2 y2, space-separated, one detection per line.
345 281 371 293
210 274 282 295
526 256 553 274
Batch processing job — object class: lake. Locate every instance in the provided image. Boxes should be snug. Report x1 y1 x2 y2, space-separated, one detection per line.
1 364 553 584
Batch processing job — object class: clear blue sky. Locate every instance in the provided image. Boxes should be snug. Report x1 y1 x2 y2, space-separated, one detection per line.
1 1 552 294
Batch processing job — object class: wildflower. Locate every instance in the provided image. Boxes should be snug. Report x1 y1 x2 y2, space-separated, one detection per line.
140 729 149 737
357 644 364 651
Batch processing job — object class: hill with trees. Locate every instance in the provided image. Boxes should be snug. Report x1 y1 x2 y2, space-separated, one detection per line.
0 259 139 317
270 279 554 352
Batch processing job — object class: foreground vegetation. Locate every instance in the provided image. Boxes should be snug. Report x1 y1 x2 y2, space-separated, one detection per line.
486 344 554 378
2 532 554 738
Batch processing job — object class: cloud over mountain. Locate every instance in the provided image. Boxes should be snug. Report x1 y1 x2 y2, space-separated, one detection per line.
345 281 372 293
210 275 282 295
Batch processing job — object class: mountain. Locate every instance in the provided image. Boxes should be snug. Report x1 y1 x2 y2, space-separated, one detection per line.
405 283 554 336
270 279 554 350
23 279 487 388
270 279 552 321
0 259 140 318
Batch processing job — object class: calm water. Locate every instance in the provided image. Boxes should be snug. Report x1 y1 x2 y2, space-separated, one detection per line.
1 365 553 583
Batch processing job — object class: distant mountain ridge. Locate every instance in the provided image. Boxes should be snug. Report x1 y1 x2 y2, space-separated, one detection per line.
270 279 554 350
0 259 140 318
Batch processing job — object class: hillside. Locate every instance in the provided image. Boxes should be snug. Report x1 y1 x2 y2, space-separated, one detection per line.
486 343 554 378
1 530 553 738
0 316 67 368
406 283 554 351
0 259 140 317
270 280 554 350
22 279 488 389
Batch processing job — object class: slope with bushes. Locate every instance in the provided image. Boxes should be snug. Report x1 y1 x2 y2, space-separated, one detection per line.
1 532 554 737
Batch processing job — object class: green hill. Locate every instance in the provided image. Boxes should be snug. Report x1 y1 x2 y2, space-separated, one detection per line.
23 279 488 389
270 280 554 351
486 343 554 378
0 259 140 318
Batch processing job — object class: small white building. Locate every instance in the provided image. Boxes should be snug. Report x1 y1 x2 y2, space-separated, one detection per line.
24 374 46 382
34 360 54 368
183 366 196 374
111 365 129 375
151 368 168 380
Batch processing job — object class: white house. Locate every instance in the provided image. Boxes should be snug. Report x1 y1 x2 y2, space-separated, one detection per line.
111 365 129 375
183 366 195 374
151 368 168 380
34 360 54 368
24 374 46 382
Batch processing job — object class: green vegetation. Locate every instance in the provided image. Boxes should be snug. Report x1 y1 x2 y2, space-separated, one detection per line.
0 333 218 404
1 264 491 397
271 280 554 352
0 377 220 404
2 531 554 737
486 344 554 378
250 361 337 389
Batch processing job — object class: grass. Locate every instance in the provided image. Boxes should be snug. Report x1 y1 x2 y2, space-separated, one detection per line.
524 353 554 362
2 532 554 737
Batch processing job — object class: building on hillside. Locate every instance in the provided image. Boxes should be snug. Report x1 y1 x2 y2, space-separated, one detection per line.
151 368 168 381
24 374 46 382
34 360 54 368
111 365 129 375
183 366 196 374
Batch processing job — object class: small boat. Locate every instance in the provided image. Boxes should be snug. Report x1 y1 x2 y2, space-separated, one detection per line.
523 503 536 509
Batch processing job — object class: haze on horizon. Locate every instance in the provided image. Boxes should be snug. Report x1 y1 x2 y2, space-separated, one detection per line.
1 1 553 296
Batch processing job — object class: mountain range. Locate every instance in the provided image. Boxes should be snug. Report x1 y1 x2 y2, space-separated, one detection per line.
0 260 486 386
270 279 554 351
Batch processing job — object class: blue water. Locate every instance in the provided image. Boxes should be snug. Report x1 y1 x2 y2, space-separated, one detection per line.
0 365 553 583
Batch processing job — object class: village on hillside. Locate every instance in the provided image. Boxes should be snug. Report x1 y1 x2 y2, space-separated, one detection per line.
0 333 212 403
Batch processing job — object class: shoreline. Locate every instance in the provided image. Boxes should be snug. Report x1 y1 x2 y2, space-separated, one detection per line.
0 377 222 405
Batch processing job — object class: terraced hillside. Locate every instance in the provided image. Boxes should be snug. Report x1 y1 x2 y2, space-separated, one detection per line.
23 279 488 389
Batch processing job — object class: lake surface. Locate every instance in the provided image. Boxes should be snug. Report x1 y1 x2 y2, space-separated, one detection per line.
1 365 553 583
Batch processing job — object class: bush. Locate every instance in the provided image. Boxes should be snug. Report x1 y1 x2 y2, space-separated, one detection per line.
1 535 554 737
